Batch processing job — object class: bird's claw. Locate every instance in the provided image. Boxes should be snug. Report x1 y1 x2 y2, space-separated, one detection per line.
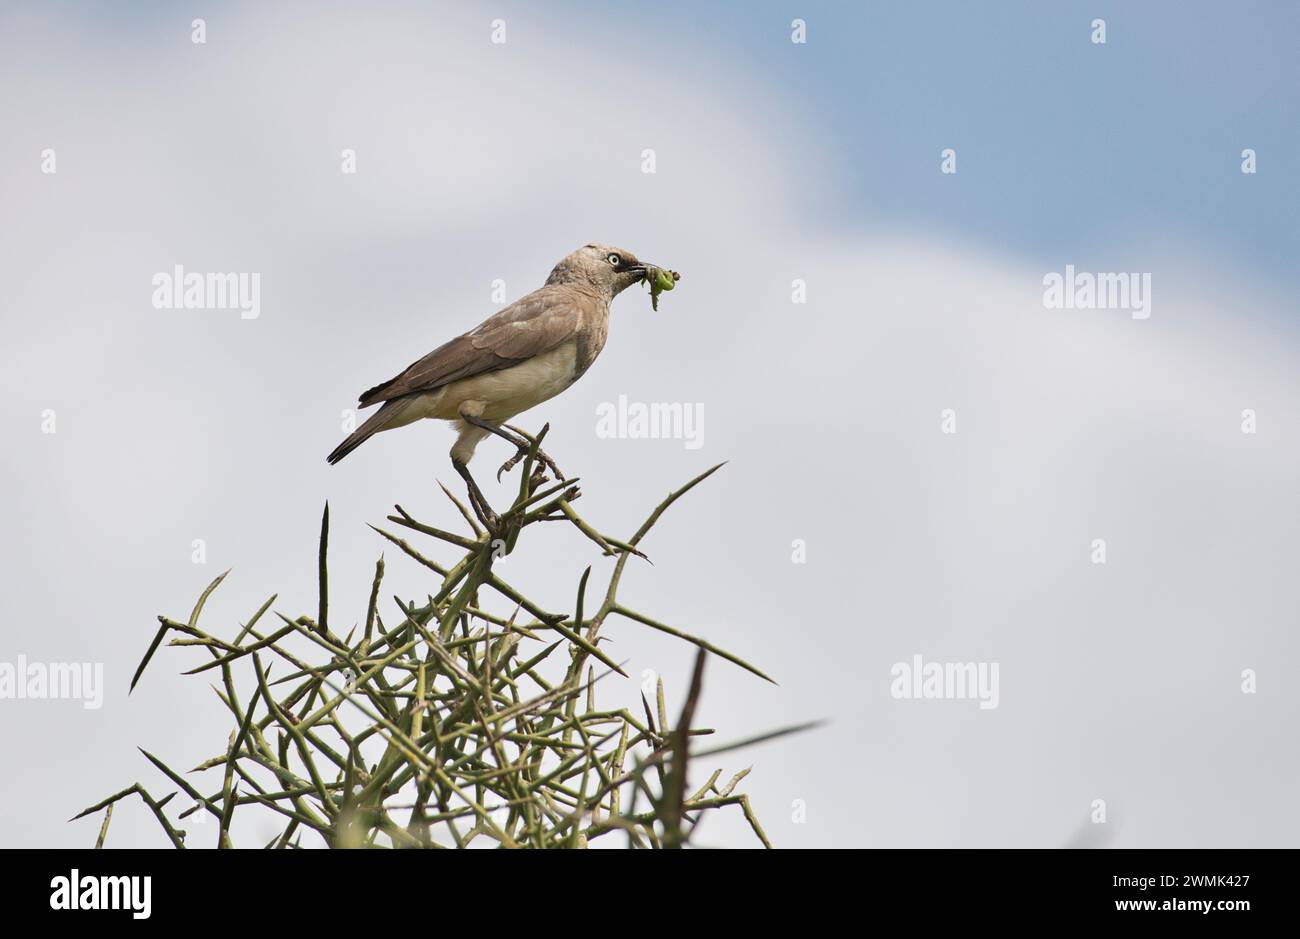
497 448 527 482
536 451 565 482
498 444 564 484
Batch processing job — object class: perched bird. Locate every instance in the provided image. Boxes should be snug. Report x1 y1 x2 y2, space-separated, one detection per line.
327 243 673 529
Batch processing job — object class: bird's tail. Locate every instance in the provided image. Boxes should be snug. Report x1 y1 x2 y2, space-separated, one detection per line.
326 399 413 465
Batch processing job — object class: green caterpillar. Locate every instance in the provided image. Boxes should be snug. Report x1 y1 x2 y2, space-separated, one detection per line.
643 266 679 311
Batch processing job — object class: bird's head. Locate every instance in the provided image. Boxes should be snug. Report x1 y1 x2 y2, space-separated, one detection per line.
546 243 657 299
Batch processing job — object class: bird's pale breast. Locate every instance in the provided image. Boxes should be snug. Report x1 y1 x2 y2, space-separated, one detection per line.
417 341 581 423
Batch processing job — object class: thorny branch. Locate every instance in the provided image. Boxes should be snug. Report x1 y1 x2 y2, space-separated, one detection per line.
78 431 810 848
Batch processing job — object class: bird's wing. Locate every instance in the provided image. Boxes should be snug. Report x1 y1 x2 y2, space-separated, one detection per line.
358 285 587 407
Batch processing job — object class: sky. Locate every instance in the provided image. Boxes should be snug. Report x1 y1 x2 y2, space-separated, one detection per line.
1 1 1297 849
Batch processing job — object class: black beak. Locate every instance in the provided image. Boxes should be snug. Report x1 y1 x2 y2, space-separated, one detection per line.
633 263 679 283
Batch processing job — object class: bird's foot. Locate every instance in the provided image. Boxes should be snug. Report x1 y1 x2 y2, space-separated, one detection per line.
500 424 567 482
537 450 565 481
497 448 527 482
497 444 565 484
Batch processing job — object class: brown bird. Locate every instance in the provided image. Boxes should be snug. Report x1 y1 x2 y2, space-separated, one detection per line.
327 244 673 529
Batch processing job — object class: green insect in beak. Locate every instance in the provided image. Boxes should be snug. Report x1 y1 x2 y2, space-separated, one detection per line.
642 266 680 311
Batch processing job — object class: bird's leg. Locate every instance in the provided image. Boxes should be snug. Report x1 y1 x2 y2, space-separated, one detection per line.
458 414 565 483
452 458 500 534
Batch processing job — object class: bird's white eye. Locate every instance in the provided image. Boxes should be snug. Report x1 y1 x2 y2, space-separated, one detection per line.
607 253 621 266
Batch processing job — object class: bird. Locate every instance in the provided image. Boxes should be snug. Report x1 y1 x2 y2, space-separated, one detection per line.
327 243 674 530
